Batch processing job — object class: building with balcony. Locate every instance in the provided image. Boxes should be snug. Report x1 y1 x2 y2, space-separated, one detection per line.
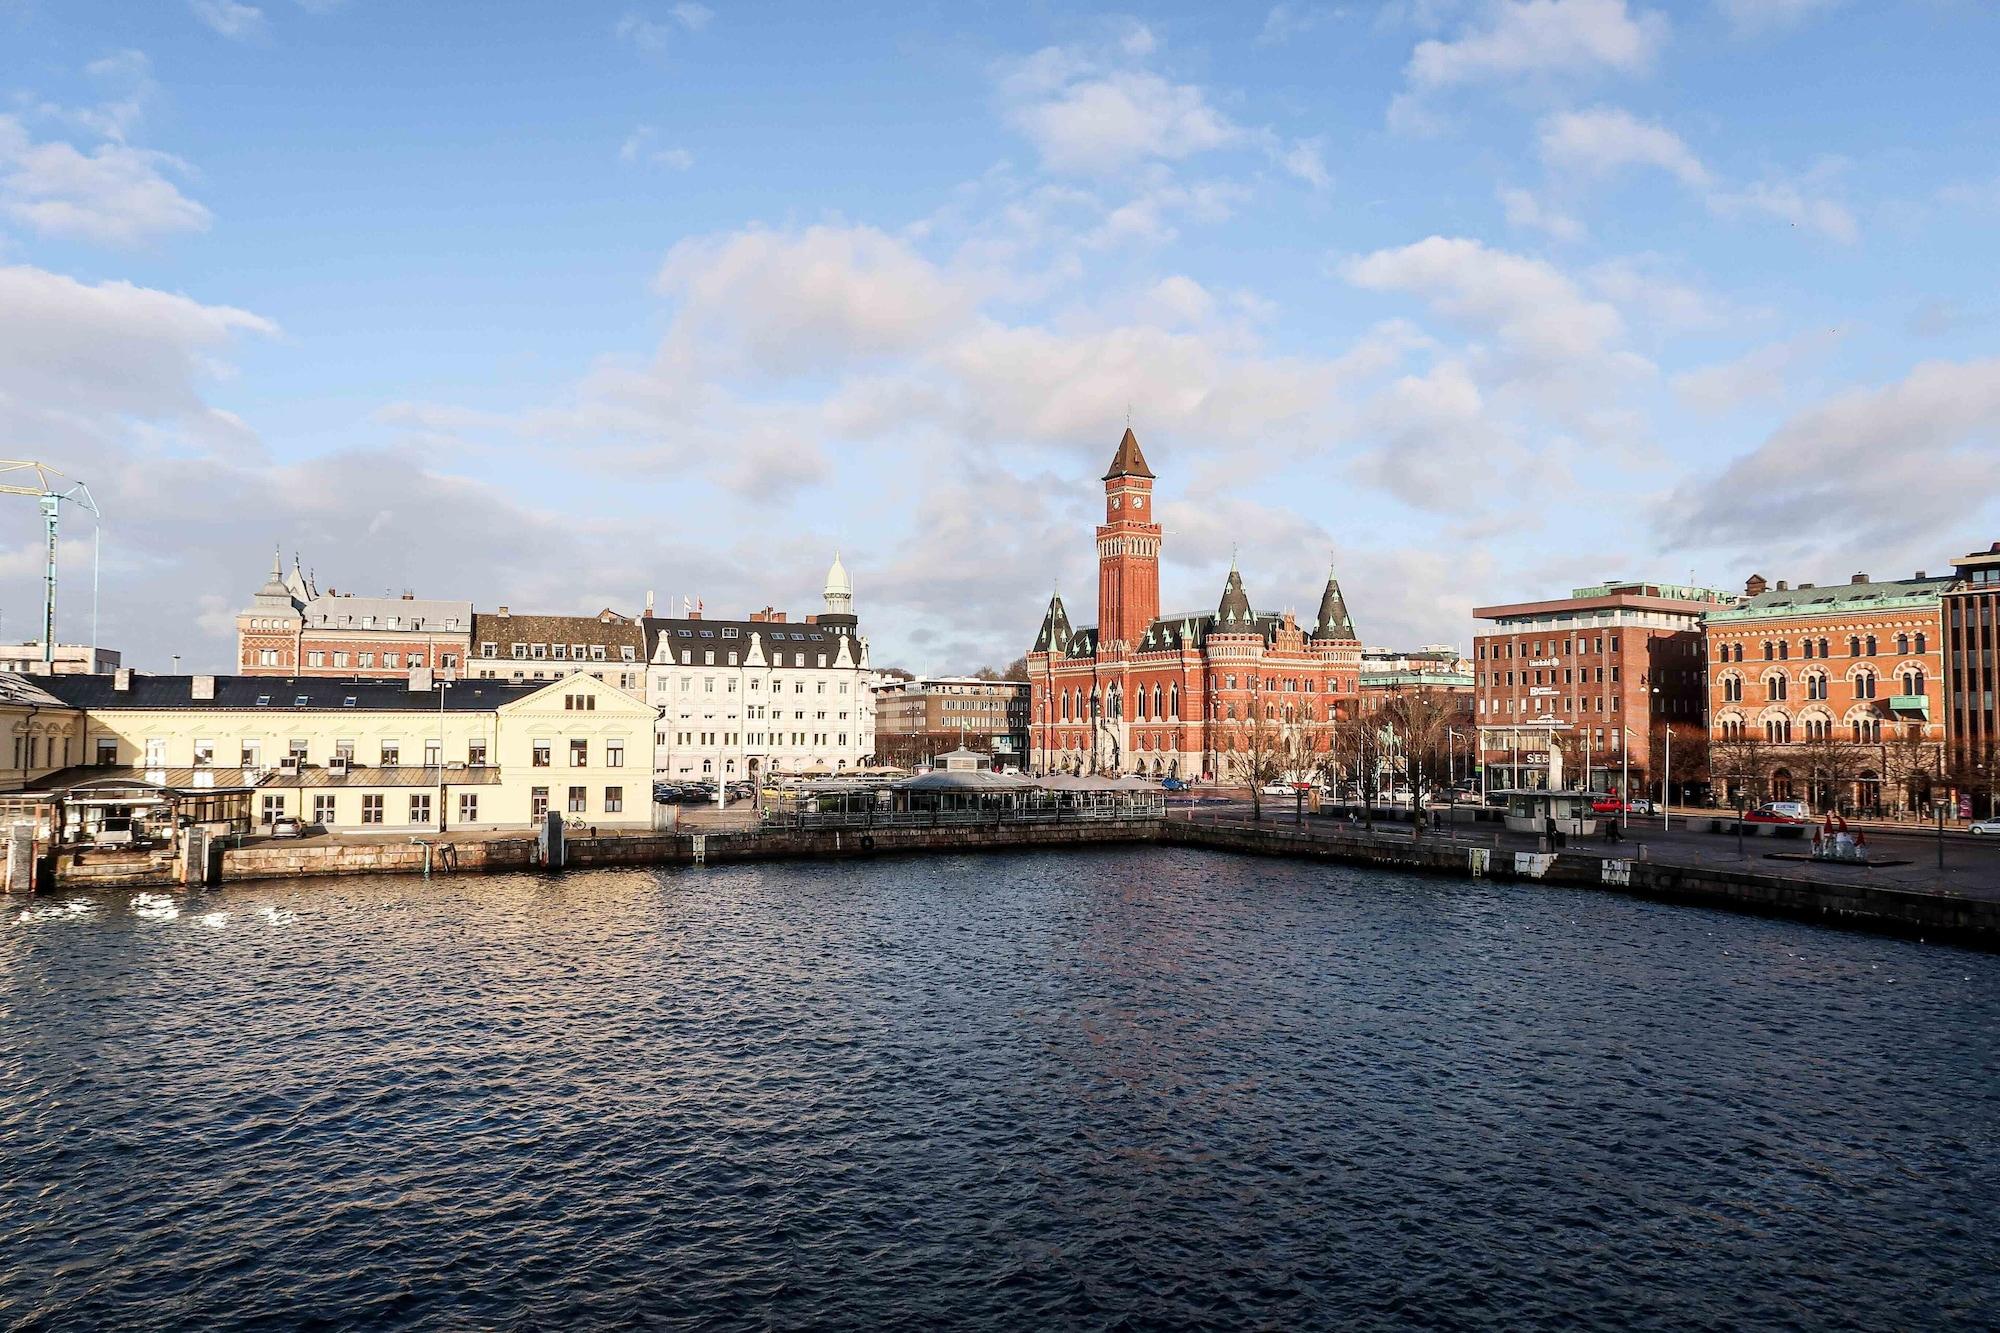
1943 541 2000 817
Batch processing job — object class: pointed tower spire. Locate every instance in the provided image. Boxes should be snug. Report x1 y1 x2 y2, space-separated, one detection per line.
1216 563 1253 627
1102 426 1154 481
1311 559 1357 641
1033 588 1073 654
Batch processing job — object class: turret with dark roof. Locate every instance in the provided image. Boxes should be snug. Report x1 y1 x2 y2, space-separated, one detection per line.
1311 563 1357 641
1215 557 1254 629
1032 591 1074 654
1102 427 1155 481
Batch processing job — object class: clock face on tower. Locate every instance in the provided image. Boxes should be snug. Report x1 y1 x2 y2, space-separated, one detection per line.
1110 496 1120 509
1134 495 1145 510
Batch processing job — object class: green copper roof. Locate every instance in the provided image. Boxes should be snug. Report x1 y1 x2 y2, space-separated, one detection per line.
1704 577 1951 623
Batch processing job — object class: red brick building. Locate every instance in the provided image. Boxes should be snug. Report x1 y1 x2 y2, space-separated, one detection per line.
236 551 471 679
1473 580 1725 796
1026 430 1363 779
1944 542 2000 816
1706 570 1950 813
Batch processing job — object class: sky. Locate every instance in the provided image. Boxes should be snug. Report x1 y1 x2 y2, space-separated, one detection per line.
3 0 1998 675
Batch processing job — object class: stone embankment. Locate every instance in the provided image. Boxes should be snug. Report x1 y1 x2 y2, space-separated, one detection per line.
33 814 1994 948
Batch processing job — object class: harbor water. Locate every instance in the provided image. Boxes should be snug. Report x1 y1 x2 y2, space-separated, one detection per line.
4 847 1996 1329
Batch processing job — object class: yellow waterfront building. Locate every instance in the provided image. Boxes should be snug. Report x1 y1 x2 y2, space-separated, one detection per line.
10 668 658 837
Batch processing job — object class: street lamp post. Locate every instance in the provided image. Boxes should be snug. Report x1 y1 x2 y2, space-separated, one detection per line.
1652 686 1670 833
435 677 451 833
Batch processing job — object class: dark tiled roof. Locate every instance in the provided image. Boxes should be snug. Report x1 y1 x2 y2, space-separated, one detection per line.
641 616 855 660
473 611 644 660
1215 564 1254 628
1312 568 1358 641
1032 593 1074 654
36 674 543 712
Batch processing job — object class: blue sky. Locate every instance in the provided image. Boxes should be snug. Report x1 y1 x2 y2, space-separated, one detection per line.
3 0 1998 672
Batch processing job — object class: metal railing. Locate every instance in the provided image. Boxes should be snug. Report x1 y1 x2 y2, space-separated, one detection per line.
760 800 1165 831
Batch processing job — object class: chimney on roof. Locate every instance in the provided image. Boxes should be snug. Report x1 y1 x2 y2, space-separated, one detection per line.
1745 574 1768 597
327 588 336 596
749 609 765 622
805 614 818 624
497 606 510 617
403 591 414 600
409 667 433 692
1799 582 1815 589
1851 572 1868 584
191 675 216 701
1915 570 1926 579
644 590 655 616
772 611 786 623
1776 580 1789 591
113 667 133 692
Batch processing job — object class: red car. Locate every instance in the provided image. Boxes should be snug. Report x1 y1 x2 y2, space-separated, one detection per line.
1744 804 1809 825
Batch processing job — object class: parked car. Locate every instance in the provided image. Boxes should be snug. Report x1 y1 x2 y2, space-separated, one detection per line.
269 817 303 839
1747 802 1810 824
1624 797 1655 816
1969 817 2000 836
1161 776 1192 792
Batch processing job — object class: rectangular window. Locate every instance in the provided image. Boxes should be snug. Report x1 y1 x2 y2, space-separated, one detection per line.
95 738 118 766
380 742 400 767
604 786 623 813
361 794 384 824
384 653 400 669
425 739 441 766
532 787 549 819
468 740 488 766
409 792 431 824
241 740 261 768
607 741 624 768
533 740 551 767
261 794 286 823
333 652 349 668
567 785 588 813
570 739 588 766
313 793 337 824
458 792 479 822
193 739 214 767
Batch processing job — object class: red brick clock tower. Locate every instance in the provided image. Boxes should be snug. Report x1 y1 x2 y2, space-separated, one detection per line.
1096 428 1161 649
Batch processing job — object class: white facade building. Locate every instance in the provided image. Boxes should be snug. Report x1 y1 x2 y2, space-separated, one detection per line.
644 557 875 780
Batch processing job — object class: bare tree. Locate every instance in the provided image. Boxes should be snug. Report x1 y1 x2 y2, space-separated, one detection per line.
1377 686 1458 846
1710 734 1771 808
1888 725 1941 816
1227 676 1294 821
1002 655 1030 683
1798 734 1864 814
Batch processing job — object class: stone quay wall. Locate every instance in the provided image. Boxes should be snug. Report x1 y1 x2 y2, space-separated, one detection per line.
60 814 1994 949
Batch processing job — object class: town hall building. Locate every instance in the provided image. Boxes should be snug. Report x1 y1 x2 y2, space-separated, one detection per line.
1026 429 1364 779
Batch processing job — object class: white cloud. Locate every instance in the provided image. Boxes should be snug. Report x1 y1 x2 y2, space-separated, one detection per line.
617 127 694 170
1669 331 1836 414
1257 5 1336 45
1715 0 1841 35
1342 235 1628 370
1664 356 2000 551
615 5 710 54
1278 137 1332 190
190 0 266 40
1536 105 1857 243
1497 184 1585 241
1004 64 1243 175
1402 0 1667 94
1586 257 1734 332
1710 177 1858 243
1537 105 1710 186
0 118 212 245
652 224 975 374
1351 360 1514 512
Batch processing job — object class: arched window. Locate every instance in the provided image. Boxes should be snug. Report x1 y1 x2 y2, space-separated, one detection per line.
1152 684 1163 718
1915 632 1927 654
1866 635 1878 655
1766 675 1787 702
1778 641 1790 660
1763 641 1775 661
1169 683 1179 715
1848 636 1861 657
1802 639 1815 659
1723 675 1743 703
1903 668 1925 695
1805 672 1828 701
1854 670 1877 700
1764 716 1791 743
1895 633 1909 654
1852 716 1881 742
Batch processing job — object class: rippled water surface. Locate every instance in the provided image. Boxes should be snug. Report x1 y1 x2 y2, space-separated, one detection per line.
4 848 1997 1330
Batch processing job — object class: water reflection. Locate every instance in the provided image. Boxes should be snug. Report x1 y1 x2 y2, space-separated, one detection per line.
4 849 1997 1330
